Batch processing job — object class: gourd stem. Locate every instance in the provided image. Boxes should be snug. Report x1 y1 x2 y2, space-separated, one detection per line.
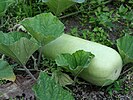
74 68 84 82
36 47 42 68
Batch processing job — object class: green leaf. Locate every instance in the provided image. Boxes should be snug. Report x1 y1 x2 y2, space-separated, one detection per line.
0 0 15 17
117 35 133 64
55 50 94 75
41 0 85 16
118 5 128 15
32 72 74 100
52 70 74 86
123 11 133 21
129 0 133 4
0 31 39 65
20 13 64 45
0 60 16 81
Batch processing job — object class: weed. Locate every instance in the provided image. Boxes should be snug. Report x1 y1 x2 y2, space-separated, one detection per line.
68 27 113 47
0 79 7 85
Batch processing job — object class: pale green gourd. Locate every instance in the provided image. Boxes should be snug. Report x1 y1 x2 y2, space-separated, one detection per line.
42 34 123 86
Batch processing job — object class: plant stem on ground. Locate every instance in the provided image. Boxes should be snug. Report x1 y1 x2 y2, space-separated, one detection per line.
16 68 40 71
1 54 5 60
22 65 37 81
120 66 133 76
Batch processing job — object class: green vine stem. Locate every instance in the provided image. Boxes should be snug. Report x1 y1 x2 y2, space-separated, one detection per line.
32 55 38 70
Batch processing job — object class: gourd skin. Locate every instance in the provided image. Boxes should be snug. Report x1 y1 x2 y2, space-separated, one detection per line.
42 34 123 86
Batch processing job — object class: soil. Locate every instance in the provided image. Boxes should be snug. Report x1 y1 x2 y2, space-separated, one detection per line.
70 72 133 100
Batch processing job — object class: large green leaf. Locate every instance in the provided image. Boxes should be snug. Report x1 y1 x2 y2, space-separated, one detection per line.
20 13 64 45
0 31 39 65
32 72 74 100
117 35 133 64
55 50 94 75
0 31 30 45
0 0 14 17
41 0 85 16
0 60 16 81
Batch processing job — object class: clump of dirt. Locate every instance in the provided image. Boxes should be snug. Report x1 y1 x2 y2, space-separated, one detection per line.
0 75 37 100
